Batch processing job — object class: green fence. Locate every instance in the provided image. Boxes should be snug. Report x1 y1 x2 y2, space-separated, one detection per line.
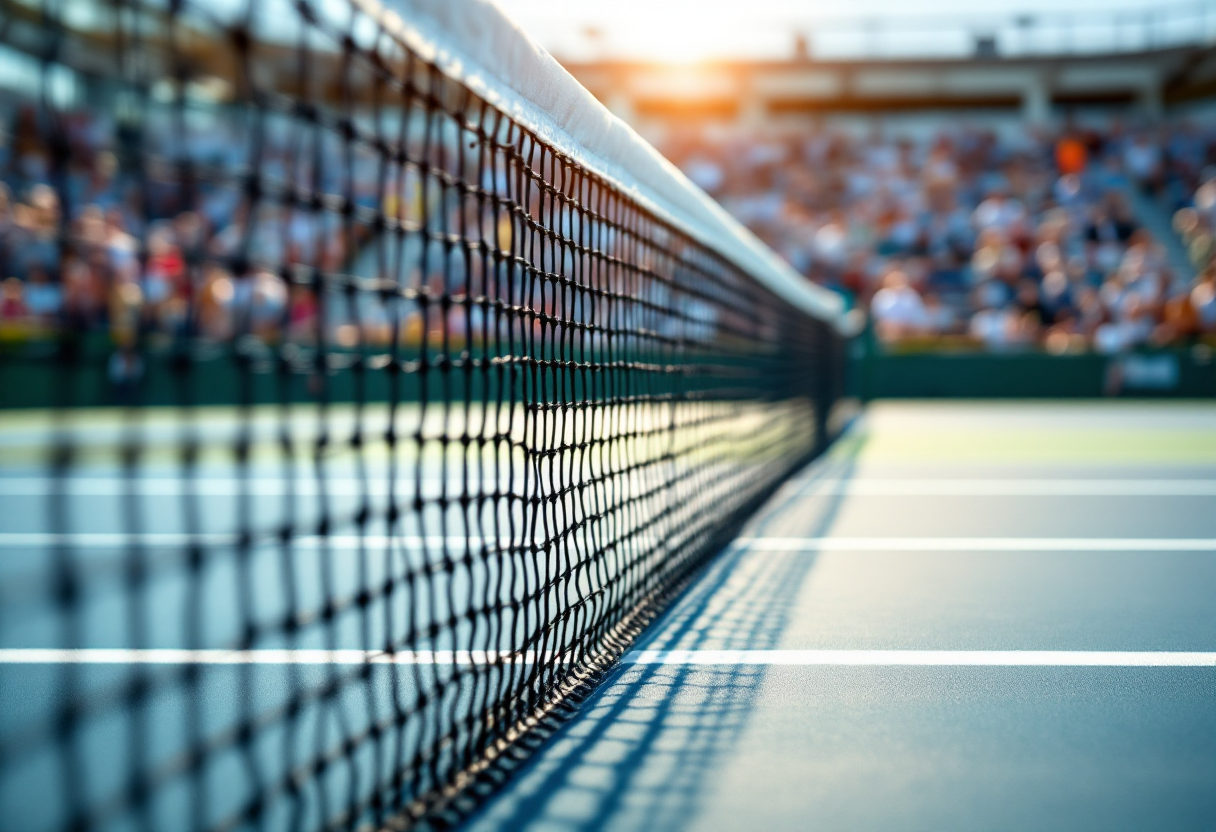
0 335 806 409
853 343 1216 399
4 334 1214 409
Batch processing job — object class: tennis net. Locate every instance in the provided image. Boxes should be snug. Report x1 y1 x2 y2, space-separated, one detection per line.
0 0 846 828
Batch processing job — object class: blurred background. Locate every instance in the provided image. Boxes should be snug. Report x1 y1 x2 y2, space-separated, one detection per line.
500 0 1216 396
2 0 1216 398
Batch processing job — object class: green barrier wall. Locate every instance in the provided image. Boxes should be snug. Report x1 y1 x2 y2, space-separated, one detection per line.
852 345 1216 399
4 337 1213 409
0 338 804 409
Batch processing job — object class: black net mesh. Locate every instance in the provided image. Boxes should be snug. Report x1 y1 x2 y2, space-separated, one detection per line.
0 0 843 829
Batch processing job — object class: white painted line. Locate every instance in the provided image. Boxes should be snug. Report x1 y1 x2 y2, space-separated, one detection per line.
0 533 524 549
795 479 1216 497
623 650 1216 667
9 477 1213 498
4 534 1215 553
0 649 553 665
4 649 1211 668
734 538 1216 552
0 477 500 497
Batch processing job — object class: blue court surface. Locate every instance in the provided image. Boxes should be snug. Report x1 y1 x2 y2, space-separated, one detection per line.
465 402 1216 832
2 401 1215 830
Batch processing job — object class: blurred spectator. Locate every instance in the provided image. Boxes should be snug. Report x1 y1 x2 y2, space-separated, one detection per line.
0 100 394 352
1055 132 1088 177
1175 175 1216 278
3 91 1215 358
1192 266 1216 332
871 271 928 340
663 119 1216 352
1 276 26 321
23 267 61 322
1124 133 1163 193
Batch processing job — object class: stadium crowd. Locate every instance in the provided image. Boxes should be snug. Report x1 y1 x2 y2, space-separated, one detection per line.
665 121 1216 352
3 100 1216 356
0 104 381 349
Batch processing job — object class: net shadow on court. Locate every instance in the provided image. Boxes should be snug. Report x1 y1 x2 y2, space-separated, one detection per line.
464 449 862 832
0 0 846 828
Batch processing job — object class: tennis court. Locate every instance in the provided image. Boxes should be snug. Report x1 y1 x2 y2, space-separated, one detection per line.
0 401 818 830
466 401 1216 831
1 0 849 825
4 402 1214 830
1 0 1214 828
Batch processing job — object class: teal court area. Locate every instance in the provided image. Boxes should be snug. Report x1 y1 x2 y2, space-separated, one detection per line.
467 401 1216 832
2 401 1215 831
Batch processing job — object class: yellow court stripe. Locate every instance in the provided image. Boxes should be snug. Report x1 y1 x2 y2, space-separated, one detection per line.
852 429 1216 463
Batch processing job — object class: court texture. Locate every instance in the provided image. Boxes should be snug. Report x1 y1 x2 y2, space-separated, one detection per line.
3 399 1214 830
463 400 1216 831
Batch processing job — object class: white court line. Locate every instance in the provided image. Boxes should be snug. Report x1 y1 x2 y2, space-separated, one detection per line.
3 534 1216 552
0 649 553 665
795 479 1216 497
5 477 1215 498
623 650 1216 667
0 478 498 497
0 533 534 550
0 649 1211 668
734 538 1216 552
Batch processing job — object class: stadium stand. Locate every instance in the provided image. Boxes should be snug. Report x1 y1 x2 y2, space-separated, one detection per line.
659 123 1216 352
3 99 1212 356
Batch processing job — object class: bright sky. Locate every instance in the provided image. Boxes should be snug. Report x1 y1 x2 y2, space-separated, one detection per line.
493 0 1209 62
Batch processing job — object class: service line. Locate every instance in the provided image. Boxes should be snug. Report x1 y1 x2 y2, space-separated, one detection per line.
794 479 1216 497
623 650 1216 667
733 538 1216 552
1 649 1212 668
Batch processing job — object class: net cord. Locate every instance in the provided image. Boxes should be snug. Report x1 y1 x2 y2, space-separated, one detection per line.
365 0 847 326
